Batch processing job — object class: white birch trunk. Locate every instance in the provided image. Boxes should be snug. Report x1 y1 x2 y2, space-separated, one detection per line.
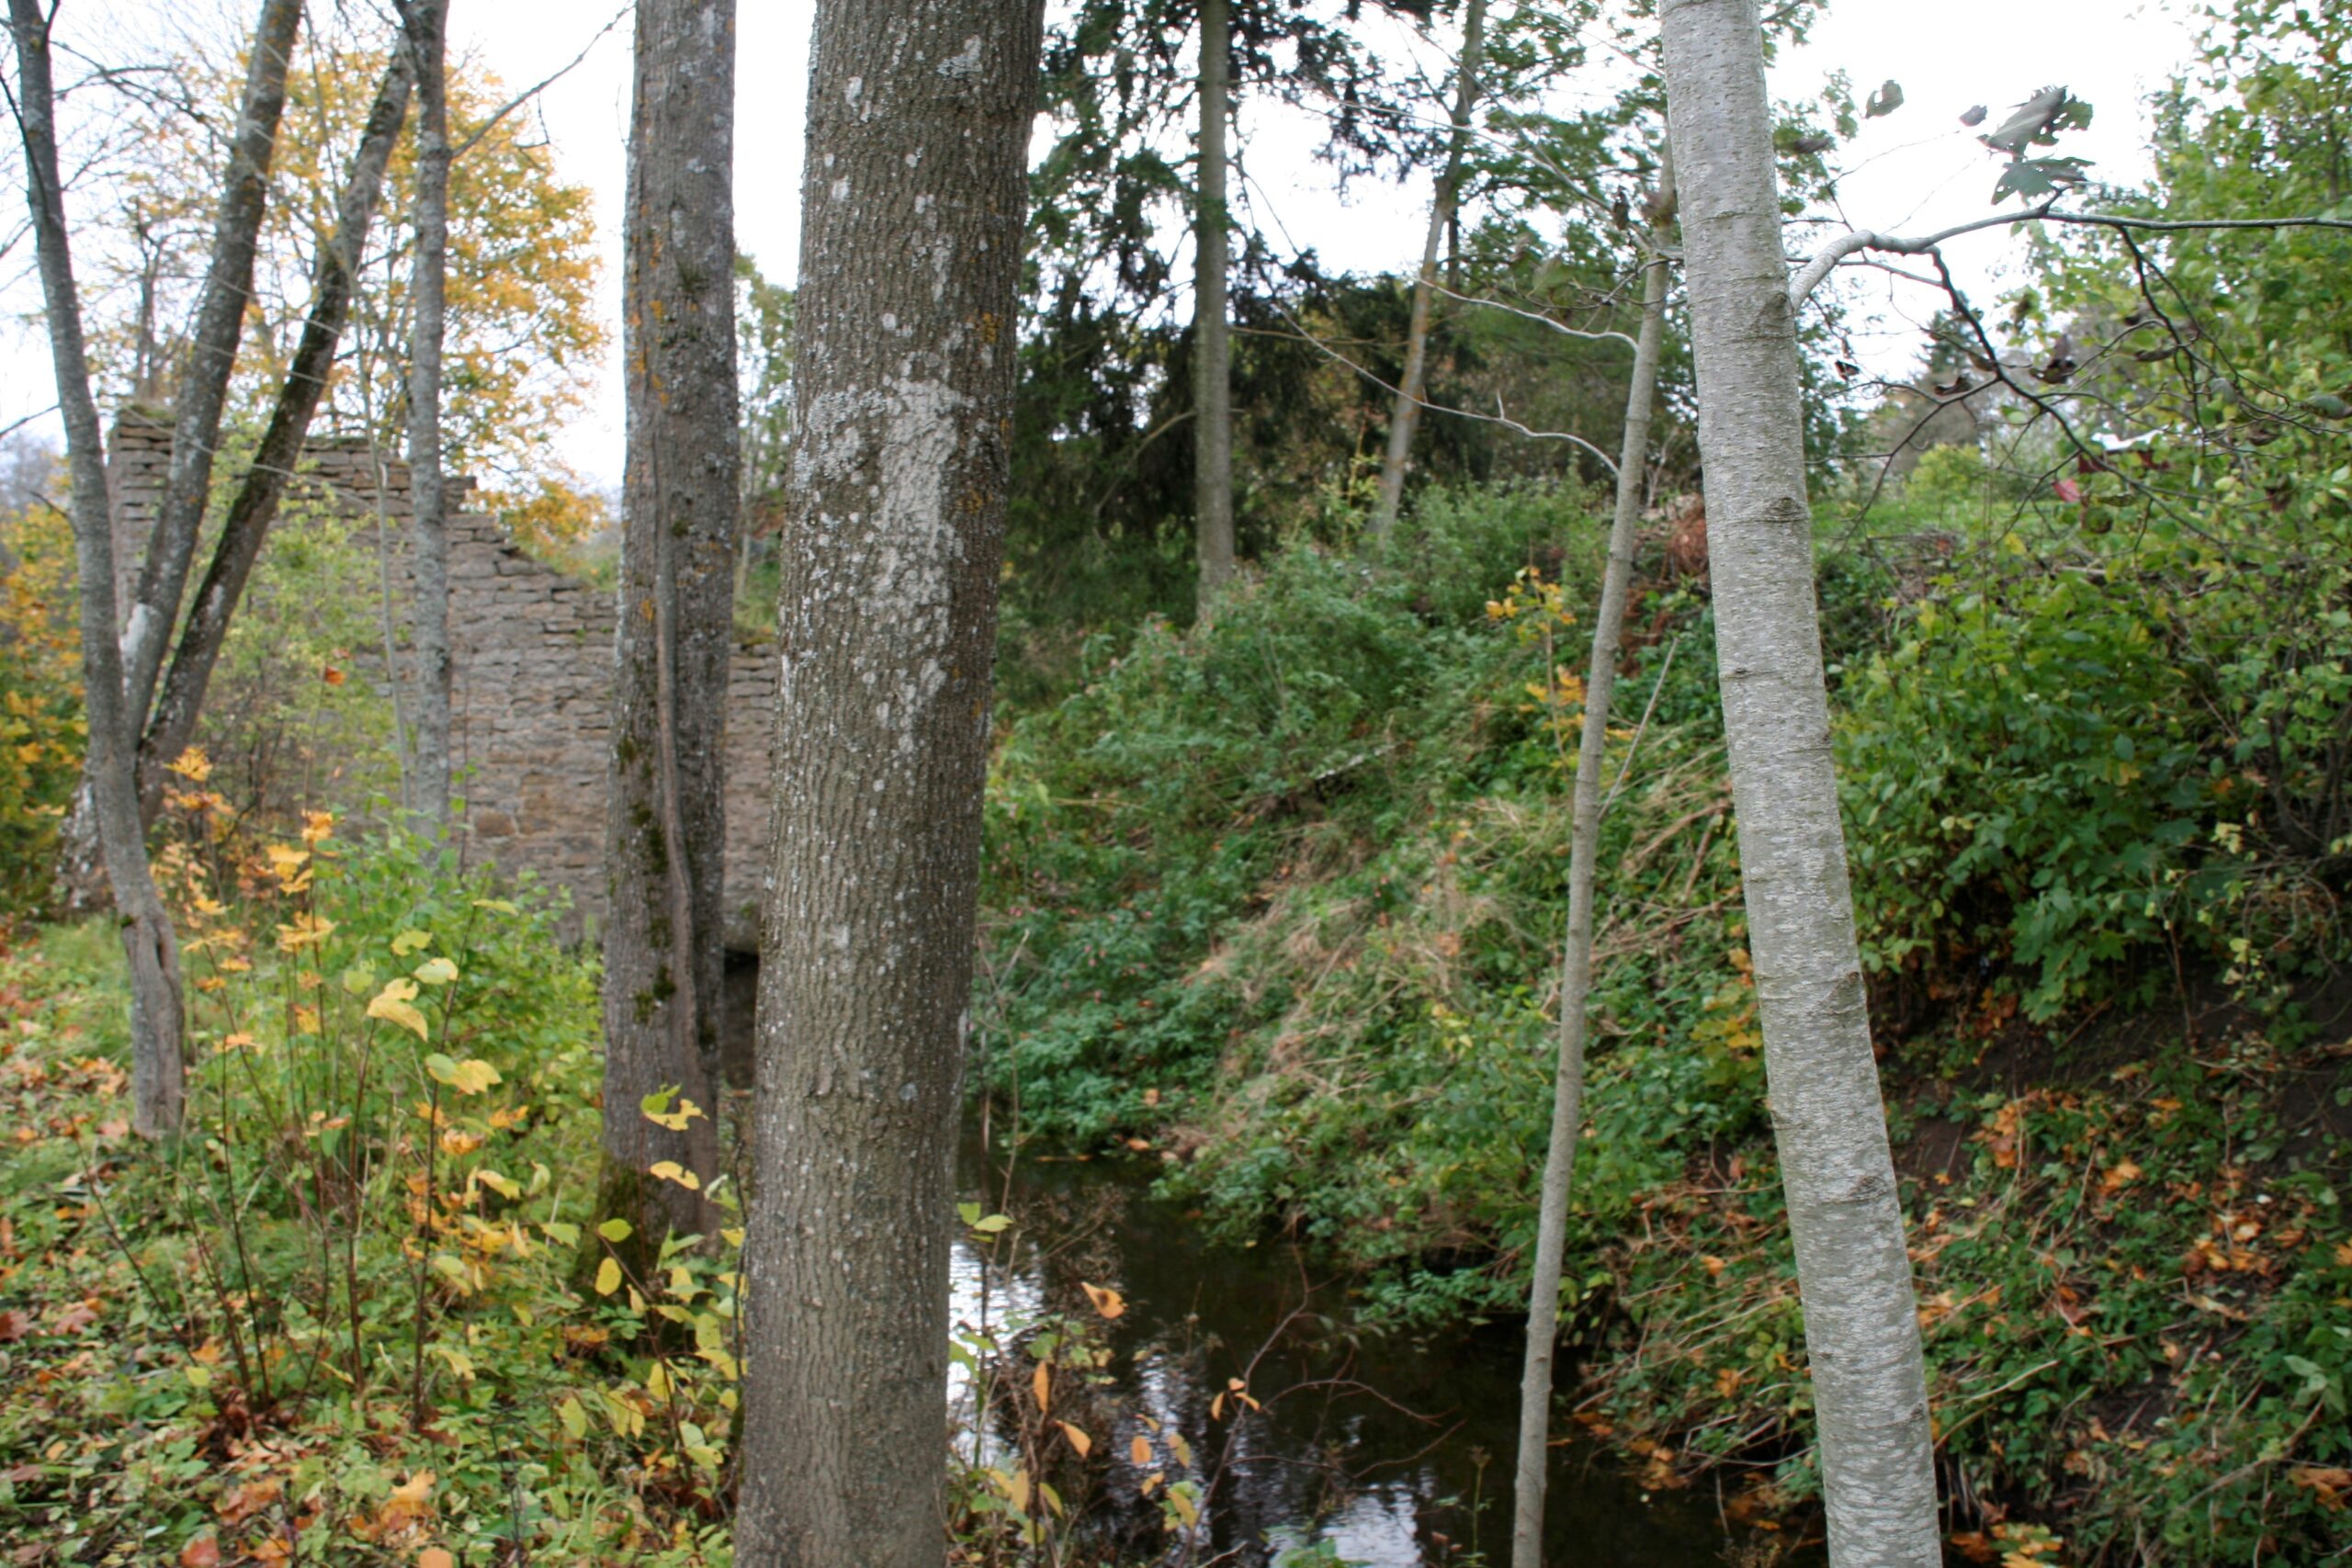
1657 4 1939 1561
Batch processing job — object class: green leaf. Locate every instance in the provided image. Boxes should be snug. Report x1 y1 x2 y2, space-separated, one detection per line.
598 1218 633 1244
391 929 434 955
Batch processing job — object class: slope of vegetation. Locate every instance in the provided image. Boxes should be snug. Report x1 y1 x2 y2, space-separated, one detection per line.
977 479 2352 1562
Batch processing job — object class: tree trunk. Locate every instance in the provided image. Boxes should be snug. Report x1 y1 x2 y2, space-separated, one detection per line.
119 0 304 734
1510 150 1674 1568
1367 0 1486 540
399 0 453 829
10 0 187 1138
1193 0 1235 607
1657 4 1939 1562
586 0 739 1269
734 0 1044 1559
137 49 415 822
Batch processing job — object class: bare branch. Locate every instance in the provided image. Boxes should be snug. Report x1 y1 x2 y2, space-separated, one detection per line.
1428 277 1640 348
1251 299 1622 476
1792 202 2352 307
450 1 628 163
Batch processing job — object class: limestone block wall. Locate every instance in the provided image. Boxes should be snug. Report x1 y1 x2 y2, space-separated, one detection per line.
107 414 778 949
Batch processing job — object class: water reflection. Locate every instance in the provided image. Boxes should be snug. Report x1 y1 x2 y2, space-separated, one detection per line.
951 1145 1811 1567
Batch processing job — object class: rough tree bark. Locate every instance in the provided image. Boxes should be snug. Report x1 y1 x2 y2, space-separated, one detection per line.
397 0 453 829
1657 3 1939 1562
1510 150 1674 1568
120 0 304 729
9 0 187 1137
586 0 738 1269
137 50 414 822
735 0 1044 1559
1367 0 1486 540
1193 0 1236 605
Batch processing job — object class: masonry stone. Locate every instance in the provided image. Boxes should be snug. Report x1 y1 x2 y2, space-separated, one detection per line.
108 413 776 953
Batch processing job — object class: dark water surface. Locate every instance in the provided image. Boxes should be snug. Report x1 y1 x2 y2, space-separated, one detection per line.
953 1142 1815 1567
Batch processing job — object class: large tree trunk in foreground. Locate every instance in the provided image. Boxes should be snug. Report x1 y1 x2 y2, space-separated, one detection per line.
1510 149 1673 1568
11 0 186 1137
138 49 414 821
120 0 304 731
1367 0 1486 540
736 0 1044 1559
1192 0 1236 606
398 0 453 829
1657 2 1939 1561
587 0 738 1269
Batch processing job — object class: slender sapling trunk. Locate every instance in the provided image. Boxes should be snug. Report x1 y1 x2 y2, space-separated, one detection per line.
1510 151 1675 1568
1368 0 1487 539
9 0 187 1137
1193 0 1236 606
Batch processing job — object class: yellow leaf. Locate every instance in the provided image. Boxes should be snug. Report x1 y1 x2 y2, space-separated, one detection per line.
1169 1486 1199 1529
413 956 459 987
392 930 434 955
1032 1359 1051 1414
1057 1420 1092 1457
594 1258 621 1296
1130 1433 1152 1466
275 913 336 952
425 1056 503 1095
1081 1281 1127 1321
642 1094 706 1132
368 979 429 1041
649 1160 702 1191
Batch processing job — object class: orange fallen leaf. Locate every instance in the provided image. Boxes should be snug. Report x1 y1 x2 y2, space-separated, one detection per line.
180 1536 222 1568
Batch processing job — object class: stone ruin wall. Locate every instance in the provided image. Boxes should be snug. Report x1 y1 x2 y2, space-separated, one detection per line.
107 414 778 953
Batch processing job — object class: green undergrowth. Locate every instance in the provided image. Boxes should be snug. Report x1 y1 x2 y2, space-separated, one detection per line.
978 480 2352 1562
0 827 748 1567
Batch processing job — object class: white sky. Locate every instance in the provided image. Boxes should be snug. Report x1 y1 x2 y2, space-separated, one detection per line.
2 0 2205 491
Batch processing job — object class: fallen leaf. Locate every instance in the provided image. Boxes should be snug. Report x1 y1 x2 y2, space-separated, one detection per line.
180 1538 221 1568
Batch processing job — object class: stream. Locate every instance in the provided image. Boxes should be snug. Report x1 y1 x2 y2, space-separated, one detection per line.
950 1139 1816 1567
